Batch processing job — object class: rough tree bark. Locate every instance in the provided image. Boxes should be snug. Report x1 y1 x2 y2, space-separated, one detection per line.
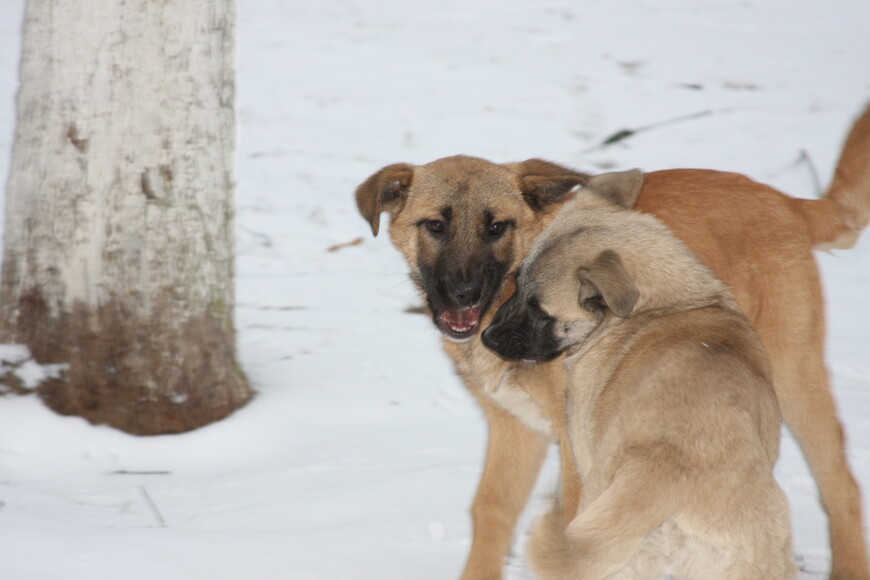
0 0 253 435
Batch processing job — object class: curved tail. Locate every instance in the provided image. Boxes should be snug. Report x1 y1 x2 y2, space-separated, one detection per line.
798 103 870 250
528 454 677 580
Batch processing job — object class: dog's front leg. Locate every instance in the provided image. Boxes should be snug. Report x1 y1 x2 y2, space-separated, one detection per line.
558 432 582 525
460 396 549 580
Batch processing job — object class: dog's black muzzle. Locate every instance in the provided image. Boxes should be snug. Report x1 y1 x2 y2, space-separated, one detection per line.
420 252 509 341
482 292 562 362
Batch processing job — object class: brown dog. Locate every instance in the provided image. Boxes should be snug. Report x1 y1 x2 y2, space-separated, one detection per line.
355 104 870 580
483 169 796 579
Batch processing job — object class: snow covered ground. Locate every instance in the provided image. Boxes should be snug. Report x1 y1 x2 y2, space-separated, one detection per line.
0 1 868 578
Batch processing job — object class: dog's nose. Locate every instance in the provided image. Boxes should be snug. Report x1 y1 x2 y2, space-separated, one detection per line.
452 280 481 306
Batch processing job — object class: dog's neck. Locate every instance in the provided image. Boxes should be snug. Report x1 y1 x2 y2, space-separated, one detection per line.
564 299 737 367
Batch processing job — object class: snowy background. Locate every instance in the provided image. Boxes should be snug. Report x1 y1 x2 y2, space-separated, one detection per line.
1 0 869 578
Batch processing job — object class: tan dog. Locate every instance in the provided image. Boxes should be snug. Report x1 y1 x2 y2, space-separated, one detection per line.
483 170 796 579
355 104 870 580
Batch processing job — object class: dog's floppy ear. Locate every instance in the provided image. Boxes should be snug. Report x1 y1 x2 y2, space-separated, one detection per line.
585 169 645 209
355 163 415 236
507 159 591 211
578 249 639 318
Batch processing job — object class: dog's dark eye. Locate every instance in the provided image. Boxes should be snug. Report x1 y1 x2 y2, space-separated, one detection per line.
487 222 508 237
426 220 446 235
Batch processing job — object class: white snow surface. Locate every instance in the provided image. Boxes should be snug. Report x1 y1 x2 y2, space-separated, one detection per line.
0 1 869 578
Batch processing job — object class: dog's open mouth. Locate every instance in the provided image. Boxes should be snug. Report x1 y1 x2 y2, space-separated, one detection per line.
437 305 482 341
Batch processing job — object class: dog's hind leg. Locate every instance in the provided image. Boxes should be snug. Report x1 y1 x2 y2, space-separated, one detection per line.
755 258 869 580
770 339 868 580
460 397 549 580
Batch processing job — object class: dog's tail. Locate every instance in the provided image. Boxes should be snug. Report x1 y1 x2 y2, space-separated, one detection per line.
528 454 677 580
527 503 577 580
796 103 870 250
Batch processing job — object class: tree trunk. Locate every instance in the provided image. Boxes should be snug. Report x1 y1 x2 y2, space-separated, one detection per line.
0 0 253 435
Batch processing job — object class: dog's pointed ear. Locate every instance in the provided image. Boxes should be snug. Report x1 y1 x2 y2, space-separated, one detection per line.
507 159 591 211
577 249 639 318
585 169 645 209
355 163 415 236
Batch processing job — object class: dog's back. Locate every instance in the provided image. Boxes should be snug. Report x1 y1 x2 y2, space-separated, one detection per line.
530 308 795 579
572 310 789 572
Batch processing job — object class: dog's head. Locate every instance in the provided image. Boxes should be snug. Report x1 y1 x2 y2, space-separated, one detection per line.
482 169 728 362
482 246 639 362
356 155 590 341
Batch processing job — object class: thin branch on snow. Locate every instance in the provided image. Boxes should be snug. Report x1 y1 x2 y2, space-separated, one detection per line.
587 109 732 151
798 149 824 197
139 486 167 528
